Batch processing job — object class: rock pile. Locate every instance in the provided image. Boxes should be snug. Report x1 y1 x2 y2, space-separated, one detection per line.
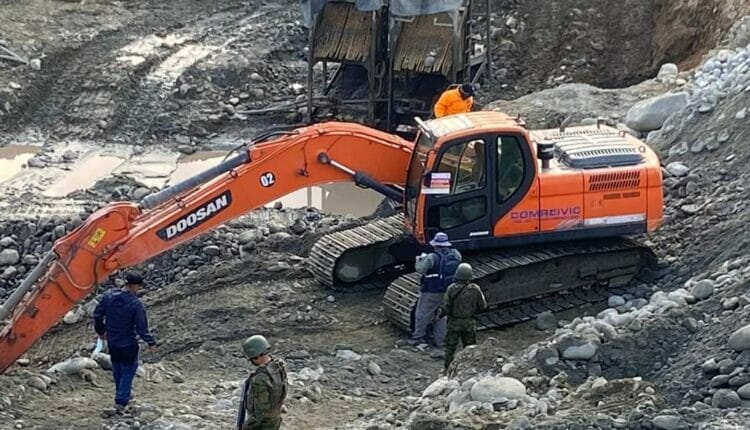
700 324 750 409
624 89 687 133
344 254 750 429
485 80 671 130
654 39 750 158
0 206 348 306
482 1 673 100
0 214 86 299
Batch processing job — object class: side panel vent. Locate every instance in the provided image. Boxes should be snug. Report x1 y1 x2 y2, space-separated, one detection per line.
588 171 641 191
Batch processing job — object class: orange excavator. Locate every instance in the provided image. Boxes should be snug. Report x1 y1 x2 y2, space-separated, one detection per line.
0 111 663 372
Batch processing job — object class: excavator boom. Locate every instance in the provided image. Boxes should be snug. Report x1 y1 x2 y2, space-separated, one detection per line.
0 122 413 373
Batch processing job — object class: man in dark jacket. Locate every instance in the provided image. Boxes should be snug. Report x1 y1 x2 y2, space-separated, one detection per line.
93 271 156 412
439 263 487 371
411 232 461 347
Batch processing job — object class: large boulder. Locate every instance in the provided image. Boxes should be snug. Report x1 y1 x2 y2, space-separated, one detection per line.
422 377 460 398
656 63 679 82
92 353 113 371
737 383 750 400
62 309 83 325
711 389 741 409
729 325 750 351
0 249 20 266
534 347 560 373
238 229 261 245
535 311 557 331
652 415 687 430
26 376 47 391
202 245 221 257
665 162 690 178
470 376 526 402
47 357 98 375
690 279 715 300
625 92 688 132
334 349 361 361
556 335 598 360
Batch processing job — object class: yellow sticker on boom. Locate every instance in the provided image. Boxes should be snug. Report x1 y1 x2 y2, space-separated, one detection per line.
87 228 107 248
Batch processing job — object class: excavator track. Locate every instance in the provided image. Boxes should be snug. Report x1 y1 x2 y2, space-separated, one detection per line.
308 215 415 290
383 238 656 332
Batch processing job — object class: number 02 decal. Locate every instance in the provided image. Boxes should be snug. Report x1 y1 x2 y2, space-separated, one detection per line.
260 172 276 187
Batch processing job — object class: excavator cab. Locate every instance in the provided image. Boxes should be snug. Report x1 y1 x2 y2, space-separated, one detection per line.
405 114 535 250
403 112 662 252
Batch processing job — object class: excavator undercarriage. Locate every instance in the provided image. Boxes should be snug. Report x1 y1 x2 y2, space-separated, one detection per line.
308 216 657 332
309 215 413 290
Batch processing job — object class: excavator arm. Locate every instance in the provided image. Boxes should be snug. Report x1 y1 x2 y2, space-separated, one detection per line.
0 122 414 372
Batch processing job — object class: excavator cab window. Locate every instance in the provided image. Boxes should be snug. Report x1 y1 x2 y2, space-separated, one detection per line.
435 139 486 194
430 196 487 230
426 139 489 232
496 136 525 201
405 132 435 222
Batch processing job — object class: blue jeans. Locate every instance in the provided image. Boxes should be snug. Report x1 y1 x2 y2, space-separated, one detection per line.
109 343 139 406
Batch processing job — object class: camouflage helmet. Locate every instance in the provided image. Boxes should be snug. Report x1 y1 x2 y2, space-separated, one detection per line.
454 263 474 282
243 335 270 359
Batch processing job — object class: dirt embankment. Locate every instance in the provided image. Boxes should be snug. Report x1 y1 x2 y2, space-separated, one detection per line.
483 0 750 101
652 0 750 69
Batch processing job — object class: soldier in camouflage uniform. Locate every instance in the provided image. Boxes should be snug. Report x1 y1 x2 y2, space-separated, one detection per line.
439 263 487 371
237 335 288 430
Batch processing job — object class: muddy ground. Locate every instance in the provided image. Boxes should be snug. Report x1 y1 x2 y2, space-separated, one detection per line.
0 0 307 146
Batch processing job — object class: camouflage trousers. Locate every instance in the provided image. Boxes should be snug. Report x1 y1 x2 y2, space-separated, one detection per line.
444 317 476 370
243 416 281 430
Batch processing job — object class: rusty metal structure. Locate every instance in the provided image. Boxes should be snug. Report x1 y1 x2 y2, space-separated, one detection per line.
304 0 487 133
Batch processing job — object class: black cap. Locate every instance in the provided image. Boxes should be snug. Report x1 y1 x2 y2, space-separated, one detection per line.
460 83 475 96
124 271 144 286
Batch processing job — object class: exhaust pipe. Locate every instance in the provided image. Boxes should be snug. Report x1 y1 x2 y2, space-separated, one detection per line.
537 139 555 170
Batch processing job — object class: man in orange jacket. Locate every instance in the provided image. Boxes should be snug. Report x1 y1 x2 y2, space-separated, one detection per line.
434 83 475 118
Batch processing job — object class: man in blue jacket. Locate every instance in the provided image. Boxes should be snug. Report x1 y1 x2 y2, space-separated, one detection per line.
93 271 156 412
411 232 461 347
